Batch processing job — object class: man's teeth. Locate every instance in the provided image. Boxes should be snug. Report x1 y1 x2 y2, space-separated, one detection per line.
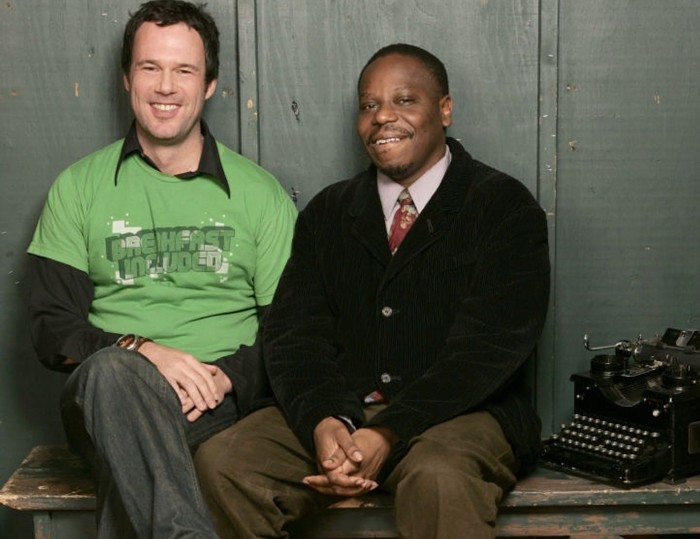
154 104 177 111
375 137 402 145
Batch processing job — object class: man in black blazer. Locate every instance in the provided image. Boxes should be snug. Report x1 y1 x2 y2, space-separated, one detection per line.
196 43 551 539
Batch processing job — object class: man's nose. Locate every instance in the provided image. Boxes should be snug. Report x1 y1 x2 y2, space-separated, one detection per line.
156 71 175 93
372 103 398 125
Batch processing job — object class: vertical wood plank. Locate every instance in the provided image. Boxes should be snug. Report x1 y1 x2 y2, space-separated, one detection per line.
255 0 539 207
536 0 560 433
237 0 260 162
552 0 700 429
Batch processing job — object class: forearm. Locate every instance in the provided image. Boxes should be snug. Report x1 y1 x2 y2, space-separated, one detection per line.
264 210 366 450
267 339 364 448
213 305 275 416
27 255 119 370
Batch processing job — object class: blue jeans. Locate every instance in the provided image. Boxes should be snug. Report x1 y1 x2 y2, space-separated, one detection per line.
61 347 239 539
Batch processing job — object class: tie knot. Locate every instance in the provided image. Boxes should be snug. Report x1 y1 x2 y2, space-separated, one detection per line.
398 188 413 207
388 188 418 254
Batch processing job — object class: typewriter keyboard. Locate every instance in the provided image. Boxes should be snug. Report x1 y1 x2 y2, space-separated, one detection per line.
549 413 663 461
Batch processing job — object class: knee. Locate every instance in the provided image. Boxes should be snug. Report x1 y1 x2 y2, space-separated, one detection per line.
398 413 518 489
194 421 261 488
193 422 273 531
399 440 477 490
70 347 134 380
61 347 159 407
194 407 308 500
194 411 320 537
393 440 505 527
394 433 516 497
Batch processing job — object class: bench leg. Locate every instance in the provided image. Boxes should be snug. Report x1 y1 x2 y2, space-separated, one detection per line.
33 511 53 539
32 510 96 539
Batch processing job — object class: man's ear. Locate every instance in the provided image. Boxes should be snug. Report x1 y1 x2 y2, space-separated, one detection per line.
123 73 131 92
440 95 453 128
205 79 218 100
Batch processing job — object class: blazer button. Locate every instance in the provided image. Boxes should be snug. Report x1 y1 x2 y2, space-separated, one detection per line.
381 306 393 317
380 373 392 384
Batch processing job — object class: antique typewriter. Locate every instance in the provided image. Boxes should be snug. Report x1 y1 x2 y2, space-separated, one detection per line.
541 328 700 487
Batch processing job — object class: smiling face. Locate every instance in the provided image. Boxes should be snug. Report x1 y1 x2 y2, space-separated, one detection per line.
123 21 216 154
357 53 452 187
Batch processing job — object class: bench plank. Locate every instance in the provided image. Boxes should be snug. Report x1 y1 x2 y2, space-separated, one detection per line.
4 445 700 538
0 445 95 511
501 465 700 506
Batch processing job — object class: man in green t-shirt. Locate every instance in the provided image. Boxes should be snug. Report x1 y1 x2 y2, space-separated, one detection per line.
26 2 296 537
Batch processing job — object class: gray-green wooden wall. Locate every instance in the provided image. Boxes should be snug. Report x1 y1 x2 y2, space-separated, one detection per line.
2 0 699 534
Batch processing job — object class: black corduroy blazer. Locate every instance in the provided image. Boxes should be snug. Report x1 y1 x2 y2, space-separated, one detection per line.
263 138 551 468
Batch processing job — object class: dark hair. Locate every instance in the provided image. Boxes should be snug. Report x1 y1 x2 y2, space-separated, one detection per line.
121 0 220 85
358 43 449 97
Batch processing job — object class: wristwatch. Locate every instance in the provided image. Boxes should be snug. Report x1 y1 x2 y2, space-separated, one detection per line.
113 334 152 351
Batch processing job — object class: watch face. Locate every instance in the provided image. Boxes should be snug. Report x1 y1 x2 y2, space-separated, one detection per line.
116 334 137 349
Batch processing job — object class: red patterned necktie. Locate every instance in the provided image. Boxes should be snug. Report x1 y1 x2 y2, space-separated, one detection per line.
388 188 418 254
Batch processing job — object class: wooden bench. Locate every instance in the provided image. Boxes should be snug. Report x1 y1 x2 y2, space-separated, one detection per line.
3 445 700 538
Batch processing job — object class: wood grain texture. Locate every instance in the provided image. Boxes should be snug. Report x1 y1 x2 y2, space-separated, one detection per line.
254 0 539 208
552 0 700 432
5 446 700 538
0 446 95 511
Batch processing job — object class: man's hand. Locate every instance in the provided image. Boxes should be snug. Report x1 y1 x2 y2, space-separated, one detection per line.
181 365 232 422
303 417 370 496
303 419 396 496
348 426 395 482
137 341 232 421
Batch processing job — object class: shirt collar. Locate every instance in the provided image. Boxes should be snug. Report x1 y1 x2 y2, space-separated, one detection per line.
114 120 230 197
377 144 452 222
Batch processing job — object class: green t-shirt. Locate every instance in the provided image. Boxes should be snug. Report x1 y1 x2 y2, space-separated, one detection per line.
28 139 297 362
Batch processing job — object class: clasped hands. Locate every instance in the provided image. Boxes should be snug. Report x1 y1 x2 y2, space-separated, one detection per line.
304 416 396 497
138 341 232 422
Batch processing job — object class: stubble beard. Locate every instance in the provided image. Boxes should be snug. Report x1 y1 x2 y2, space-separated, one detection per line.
377 162 413 183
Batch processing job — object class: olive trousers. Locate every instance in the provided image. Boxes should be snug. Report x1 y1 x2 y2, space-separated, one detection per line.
194 405 519 539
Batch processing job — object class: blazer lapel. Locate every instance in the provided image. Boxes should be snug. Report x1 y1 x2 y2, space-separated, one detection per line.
385 138 474 279
384 197 446 281
348 173 392 267
347 138 476 280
